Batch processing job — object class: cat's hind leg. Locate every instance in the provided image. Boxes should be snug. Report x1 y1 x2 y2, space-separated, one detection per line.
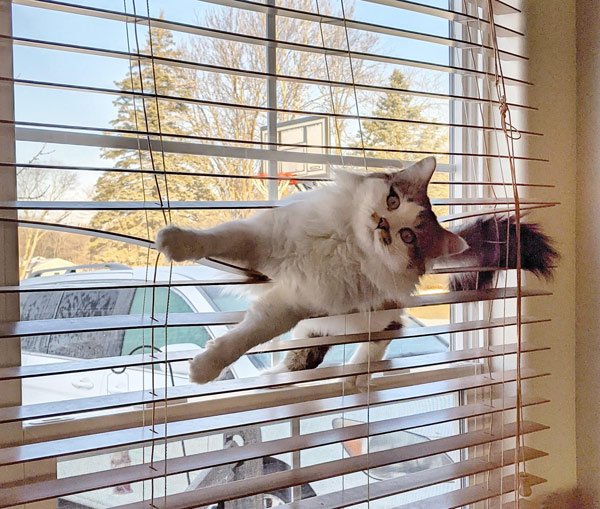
188 287 309 384
347 319 401 392
264 344 331 374
264 313 401 391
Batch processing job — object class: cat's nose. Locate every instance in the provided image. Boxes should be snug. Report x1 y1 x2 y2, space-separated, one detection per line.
377 217 390 230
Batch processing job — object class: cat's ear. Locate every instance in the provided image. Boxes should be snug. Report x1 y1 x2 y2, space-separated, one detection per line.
440 228 469 257
401 157 437 189
333 169 366 188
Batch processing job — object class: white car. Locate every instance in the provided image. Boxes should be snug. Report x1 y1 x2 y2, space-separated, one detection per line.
20 264 458 508
20 264 268 407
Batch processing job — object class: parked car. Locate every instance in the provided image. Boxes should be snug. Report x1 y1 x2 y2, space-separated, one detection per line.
20 264 460 508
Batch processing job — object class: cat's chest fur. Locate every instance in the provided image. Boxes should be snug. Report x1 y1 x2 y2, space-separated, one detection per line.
249 187 419 313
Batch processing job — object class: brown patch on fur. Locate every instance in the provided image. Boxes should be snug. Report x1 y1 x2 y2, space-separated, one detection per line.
379 228 392 245
303 345 330 369
384 321 402 331
407 247 426 274
412 209 448 263
282 331 331 372
389 173 431 209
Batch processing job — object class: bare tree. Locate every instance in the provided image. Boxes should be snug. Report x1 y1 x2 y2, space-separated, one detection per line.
17 146 79 278
182 0 379 210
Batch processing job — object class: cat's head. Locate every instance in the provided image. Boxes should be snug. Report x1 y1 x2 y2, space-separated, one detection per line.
339 157 468 275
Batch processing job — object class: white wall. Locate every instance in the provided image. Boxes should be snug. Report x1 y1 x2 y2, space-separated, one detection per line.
520 0 580 500
576 0 600 503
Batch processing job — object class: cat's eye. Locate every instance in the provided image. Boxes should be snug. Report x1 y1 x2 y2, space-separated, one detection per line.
399 228 416 244
386 187 400 210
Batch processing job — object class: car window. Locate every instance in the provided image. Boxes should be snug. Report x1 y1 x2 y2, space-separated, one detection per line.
20 289 135 359
20 291 62 356
121 288 211 356
201 285 249 312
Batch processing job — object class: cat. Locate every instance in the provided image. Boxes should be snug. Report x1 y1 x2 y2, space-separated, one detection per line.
155 157 557 386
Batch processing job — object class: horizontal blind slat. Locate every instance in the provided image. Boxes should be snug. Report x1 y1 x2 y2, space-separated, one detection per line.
4 206 558 251
203 0 524 43
111 422 547 509
5 34 532 85
5 118 545 147
5 97 544 136
0 277 262 294
396 474 547 509
0 287 552 338
0 267 548 294
1 161 559 189
439 204 556 222
492 0 521 15
0 197 558 211
12 0 527 60
281 447 546 509
360 0 520 31
1 316 548 380
14 127 549 164
0 369 548 465
0 344 548 423
0 398 547 506
1 70 537 113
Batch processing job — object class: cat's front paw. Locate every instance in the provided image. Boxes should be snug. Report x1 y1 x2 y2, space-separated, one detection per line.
188 351 226 384
155 224 204 262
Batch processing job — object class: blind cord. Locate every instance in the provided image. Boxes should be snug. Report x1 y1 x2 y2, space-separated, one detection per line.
460 0 509 502
130 0 174 505
123 0 154 495
486 1 527 506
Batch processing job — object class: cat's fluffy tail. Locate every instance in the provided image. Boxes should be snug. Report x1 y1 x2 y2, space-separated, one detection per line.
448 215 559 291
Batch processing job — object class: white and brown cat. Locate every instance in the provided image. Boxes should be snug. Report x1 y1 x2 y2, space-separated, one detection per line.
156 157 557 385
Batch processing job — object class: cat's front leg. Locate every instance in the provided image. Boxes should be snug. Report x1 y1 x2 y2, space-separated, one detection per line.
189 288 309 384
155 220 260 265
155 224 211 262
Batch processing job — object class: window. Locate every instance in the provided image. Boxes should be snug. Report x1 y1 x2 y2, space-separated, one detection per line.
0 0 554 507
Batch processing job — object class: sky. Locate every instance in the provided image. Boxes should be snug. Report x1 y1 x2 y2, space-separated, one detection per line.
11 0 452 195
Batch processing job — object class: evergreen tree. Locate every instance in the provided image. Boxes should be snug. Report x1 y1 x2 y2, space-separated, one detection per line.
361 70 448 163
89 28 217 266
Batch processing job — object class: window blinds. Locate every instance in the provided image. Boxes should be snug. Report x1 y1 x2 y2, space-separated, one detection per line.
0 0 554 507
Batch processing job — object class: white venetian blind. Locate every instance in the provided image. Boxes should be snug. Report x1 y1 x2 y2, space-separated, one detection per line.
0 0 556 507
